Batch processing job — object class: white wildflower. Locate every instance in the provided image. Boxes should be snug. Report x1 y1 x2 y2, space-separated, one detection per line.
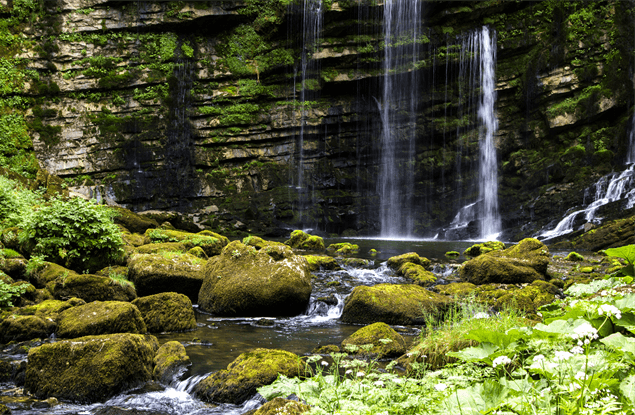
574 371 587 381
345 369 353 375
571 346 584 355
533 354 545 362
356 372 365 377
554 351 573 361
492 355 512 368
321 361 329 366
473 312 490 319
598 304 622 319
374 380 385 387
434 383 448 391
570 323 599 343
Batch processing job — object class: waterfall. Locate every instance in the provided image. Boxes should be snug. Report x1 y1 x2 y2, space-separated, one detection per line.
290 0 323 229
378 0 421 238
630 113 635 164
476 26 501 239
444 27 500 240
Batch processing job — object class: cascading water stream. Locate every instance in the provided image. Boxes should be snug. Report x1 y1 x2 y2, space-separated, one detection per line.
378 0 421 238
290 0 323 229
444 27 500 240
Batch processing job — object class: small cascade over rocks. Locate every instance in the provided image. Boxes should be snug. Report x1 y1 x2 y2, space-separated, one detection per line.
538 164 635 240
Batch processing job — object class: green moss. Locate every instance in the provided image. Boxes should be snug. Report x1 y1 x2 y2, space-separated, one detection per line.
386 252 430 270
463 241 505 257
397 263 436 286
284 230 325 251
326 243 359 256
56 301 146 338
565 252 585 262
340 322 406 359
132 292 196 333
153 341 190 383
145 229 228 256
303 255 340 272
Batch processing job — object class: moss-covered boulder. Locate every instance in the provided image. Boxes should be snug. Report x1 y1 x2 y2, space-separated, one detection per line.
198 241 312 317
397 263 436 286
127 253 206 303
445 251 460 258
463 241 506 257
326 243 359 256
56 301 146 339
193 348 300 404
110 207 158 234
0 315 54 344
341 284 450 325
303 255 341 272
459 238 550 285
339 257 372 268
25 333 159 403
187 246 208 259
252 398 310 415
153 341 190 384
565 252 585 261
0 257 27 280
551 216 635 251
243 236 287 251
49 273 136 303
144 229 228 257
284 230 325 251
436 282 478 298
30 263 75 289
386 252 430 270
341 322 406 358
494 280 560 316
132 292 196 333
135 242 188 255
18 298 85 319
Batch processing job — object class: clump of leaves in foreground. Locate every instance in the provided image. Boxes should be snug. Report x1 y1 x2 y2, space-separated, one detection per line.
20 197 124 273
0 175 42 227
260 259 635 414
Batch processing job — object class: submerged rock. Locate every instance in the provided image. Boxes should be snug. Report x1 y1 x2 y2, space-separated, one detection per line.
153 341 190 384
56 301 146 338
341 322 406 358
341 284 449 325
132 292 196 333
193 348 300 404
198 241 312 317
25 333 159 403
459 238 550 285
127 253 206 302
284 230 325 251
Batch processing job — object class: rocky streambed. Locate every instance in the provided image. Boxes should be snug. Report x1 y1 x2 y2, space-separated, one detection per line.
0 229 616 415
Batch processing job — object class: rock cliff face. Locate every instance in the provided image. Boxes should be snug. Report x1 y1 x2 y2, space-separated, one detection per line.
2 0 634 239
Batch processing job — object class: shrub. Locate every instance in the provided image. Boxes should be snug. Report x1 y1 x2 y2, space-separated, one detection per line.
20 197 124 273
0 175 41 227
0 278 28 307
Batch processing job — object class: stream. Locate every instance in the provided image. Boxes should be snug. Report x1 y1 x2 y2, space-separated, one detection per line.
1 239 476 415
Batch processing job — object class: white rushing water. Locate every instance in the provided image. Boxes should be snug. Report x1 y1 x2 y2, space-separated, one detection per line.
443 26 500 241
476 26 501 239
539 163 635 240
378 0 421 238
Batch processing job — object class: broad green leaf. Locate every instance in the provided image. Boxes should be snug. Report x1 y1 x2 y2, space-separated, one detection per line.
600 332 635 355
440 380 512 415
620 375 635 406
447 343 499 362
605 245 635 265
612 311 635 335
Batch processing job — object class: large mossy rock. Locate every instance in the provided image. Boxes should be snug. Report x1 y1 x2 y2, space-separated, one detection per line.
397 263 436 286
110 207 158 234
551 216 635 251
284 230 325 251
25 333 159 403
56 301 146 338
386 252 431 269
459 238 550 285
132 292 196 333
193 348 300 404
341 322 406 358
144 229 229 257
135 242 189 255
463 241 506 257
49 273 136 303
127 253 206 302
153 341 191 384
198 241 312 317
0 315 54 344
493 280 560 316
341 284 450 325
326 243 359 256
303 255 341 272
31 263 76 289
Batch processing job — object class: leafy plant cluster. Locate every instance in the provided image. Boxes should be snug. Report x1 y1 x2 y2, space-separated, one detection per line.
261 245 635 414
19 196 124 273
0 279 28 307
